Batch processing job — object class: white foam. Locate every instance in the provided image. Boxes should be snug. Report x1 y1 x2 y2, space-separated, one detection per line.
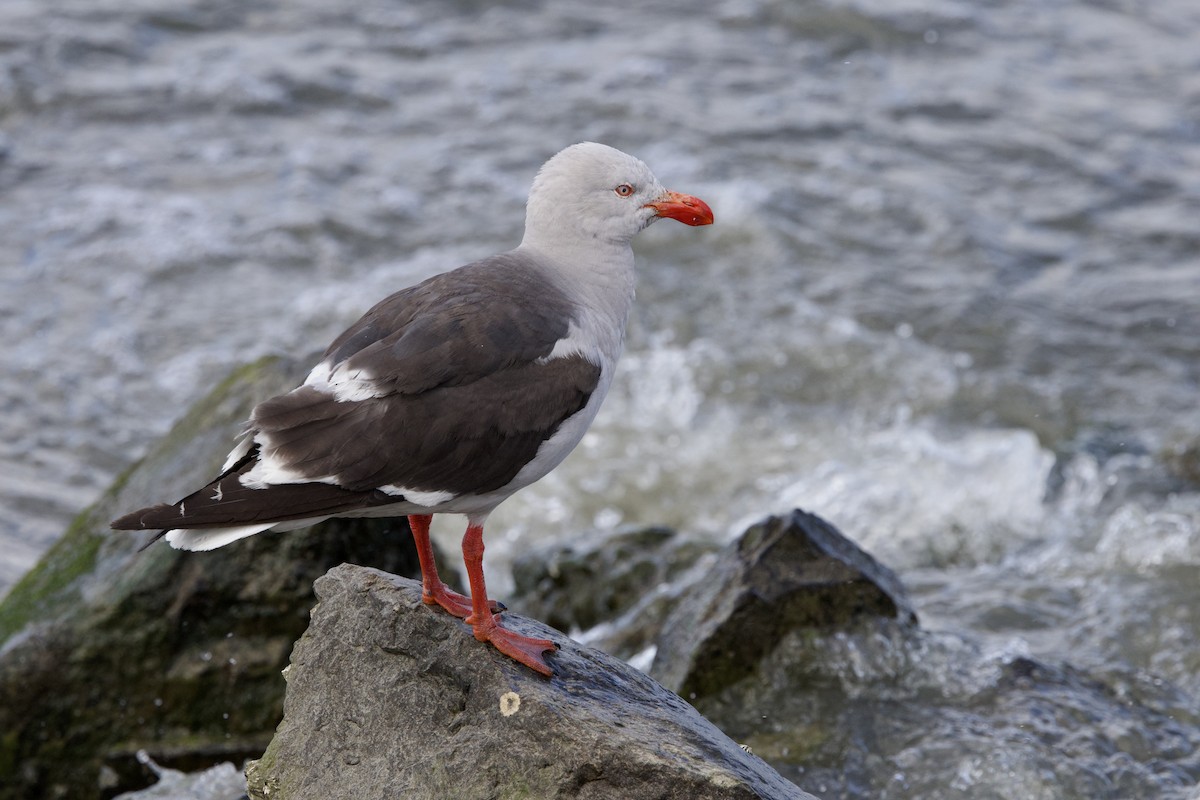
774 424 1053 568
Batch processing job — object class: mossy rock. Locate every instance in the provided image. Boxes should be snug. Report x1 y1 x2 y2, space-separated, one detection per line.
0 357 444 800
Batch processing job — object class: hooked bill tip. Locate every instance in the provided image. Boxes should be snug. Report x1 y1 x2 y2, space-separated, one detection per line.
647 190 714 226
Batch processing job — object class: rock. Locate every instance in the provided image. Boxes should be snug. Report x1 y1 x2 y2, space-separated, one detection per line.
511 525 717 661
245 564 816 800
651 509 917 701
0 357 450 800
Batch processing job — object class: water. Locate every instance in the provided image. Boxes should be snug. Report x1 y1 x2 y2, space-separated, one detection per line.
2 0 1199 796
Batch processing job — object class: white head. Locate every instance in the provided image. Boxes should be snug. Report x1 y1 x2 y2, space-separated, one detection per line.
522 143 713 250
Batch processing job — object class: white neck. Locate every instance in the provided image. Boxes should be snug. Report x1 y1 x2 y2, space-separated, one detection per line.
518 234 635 308
515 238 637 365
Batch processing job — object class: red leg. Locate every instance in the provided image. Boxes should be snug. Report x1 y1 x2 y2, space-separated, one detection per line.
407 515 503 619
462 522 557 676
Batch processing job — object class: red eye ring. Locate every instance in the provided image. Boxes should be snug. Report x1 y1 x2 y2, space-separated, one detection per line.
615 184 635 197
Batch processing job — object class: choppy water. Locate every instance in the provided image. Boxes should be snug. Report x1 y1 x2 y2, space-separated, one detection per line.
2 0 1199 796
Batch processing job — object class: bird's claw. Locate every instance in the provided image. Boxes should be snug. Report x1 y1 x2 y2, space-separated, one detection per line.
473 620 557 677
424 584 504 619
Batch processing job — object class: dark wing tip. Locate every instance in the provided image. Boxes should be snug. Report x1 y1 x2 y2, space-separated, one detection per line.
111 504 177 530
112 507 173 552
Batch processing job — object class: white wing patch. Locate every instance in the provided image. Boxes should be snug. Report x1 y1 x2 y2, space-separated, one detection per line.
238 430 339 489
304 359 385 402
379 485 456 508
221 434 254 473
535 320 589 364
238 457 334 490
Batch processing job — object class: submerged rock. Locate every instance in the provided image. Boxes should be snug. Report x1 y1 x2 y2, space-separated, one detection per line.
0 357 444 800
652 509 917 701
245 564 815 800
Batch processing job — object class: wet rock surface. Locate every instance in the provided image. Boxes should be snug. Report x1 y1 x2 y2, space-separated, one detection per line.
652 509 917 700
245 564 815 800
0 358 443 800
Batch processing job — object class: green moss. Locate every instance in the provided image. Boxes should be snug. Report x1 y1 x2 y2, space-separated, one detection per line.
0 509 105 644
245 738 280 800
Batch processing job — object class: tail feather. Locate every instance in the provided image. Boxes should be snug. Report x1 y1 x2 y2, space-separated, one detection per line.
164 524 275 551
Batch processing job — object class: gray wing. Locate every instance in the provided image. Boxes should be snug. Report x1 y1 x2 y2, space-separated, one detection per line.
251 252 601 494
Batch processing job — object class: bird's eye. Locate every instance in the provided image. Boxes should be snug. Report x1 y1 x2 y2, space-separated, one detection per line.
614 184 635 197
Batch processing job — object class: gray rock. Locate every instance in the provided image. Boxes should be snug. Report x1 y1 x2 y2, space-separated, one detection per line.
652 509 917 701
245 564 817 800
0 357 446 800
